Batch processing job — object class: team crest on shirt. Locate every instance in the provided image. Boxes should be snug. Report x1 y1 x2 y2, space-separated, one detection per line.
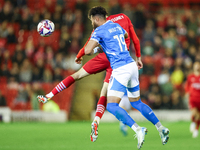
191 77 195 82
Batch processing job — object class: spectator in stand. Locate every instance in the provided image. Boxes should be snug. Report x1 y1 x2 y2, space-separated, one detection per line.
9 62 19 82
58 39 68 55
161 95 171 109
62 9 75 28
164 15 176 32
34 59 45 81
0 64 10 77
171 90 184 109
7 26 17 43
0 90 7 106
187 30 197 46
19 7 32 30
52 53 64 69
53 67 63 82
68 39 81 54
122 3 134 23
75 0 88 24
43 68 53 83
13 84 29 108
0 21 9 38
109 0 121 15
187 45 197 62
74 9 84 25
158 68 173 97
142 56 155 75
147 76 162 109
30 82 45 110
19 59 32 83
134 3 146 29
25 37 35 60
52 10 62 30
32 66 42 82
45 46 54 68
163 29 178 52
12 44 26 67
0 1 13 23
142 20 156 43
1 50 12 71
185 15 198 33
30 12 41 30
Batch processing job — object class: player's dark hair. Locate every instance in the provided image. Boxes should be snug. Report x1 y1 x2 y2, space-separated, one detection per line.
88 6 108 19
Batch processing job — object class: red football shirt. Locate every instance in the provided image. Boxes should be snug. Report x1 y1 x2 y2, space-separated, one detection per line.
107 13 141 57
185 74 200 101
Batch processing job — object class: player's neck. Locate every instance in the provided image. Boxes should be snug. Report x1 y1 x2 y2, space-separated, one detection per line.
98 20 107 26
194 71 200 76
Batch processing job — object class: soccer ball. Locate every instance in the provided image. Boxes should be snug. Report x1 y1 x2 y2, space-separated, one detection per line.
37 19 55 37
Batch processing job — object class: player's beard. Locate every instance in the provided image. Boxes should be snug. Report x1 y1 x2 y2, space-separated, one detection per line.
93 22 98 29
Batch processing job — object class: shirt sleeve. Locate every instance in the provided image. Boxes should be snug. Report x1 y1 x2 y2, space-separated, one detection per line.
90 30 100 43
185 76 191 93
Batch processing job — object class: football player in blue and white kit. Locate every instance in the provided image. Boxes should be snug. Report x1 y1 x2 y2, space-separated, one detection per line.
84 6 169 149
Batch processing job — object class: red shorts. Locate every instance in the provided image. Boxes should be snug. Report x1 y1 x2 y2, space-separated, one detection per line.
189 98 200 110
83 53 112 83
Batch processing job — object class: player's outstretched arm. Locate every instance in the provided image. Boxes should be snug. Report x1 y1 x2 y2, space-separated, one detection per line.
85 40 99 55
136 57 143 70
129 26 141 58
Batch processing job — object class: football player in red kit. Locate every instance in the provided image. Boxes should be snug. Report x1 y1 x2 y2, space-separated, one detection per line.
185 61 200 138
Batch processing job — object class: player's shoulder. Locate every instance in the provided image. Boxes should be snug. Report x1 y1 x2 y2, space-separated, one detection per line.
107 13 128 21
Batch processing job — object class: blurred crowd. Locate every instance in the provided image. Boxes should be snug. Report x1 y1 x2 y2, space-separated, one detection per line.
0 0 200 111
0 0 87 109
109 0 200 110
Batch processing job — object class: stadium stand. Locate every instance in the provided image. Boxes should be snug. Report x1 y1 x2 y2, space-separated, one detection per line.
0 0 199 118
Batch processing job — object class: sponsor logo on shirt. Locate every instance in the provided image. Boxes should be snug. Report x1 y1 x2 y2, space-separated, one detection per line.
110 15 124 22
192 83 200 89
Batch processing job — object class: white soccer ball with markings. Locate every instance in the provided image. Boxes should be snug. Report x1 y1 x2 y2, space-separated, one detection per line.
37 19 55 37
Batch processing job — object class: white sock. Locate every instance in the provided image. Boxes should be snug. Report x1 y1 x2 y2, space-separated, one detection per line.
155 122 162 130
94 116 100 125
46 92 54 99
131 123 139 133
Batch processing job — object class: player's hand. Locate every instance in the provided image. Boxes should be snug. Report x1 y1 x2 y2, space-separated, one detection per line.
136 57 143 70
75 57 83 64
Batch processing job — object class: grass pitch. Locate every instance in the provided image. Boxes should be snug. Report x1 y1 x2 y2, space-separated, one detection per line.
0 121 199 150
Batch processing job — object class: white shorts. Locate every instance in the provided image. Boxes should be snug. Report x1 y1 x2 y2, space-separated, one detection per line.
107 62 140 98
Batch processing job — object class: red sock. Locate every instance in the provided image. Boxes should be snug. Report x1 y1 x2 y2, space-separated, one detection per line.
196 120 200 130
95 96 107 119
51 76 75 95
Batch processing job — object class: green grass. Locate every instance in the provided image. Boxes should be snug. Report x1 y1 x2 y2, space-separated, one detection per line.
0 121 199 150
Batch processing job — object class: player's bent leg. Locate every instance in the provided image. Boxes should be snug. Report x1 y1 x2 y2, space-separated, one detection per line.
71 67 90 81
37 68 90 103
